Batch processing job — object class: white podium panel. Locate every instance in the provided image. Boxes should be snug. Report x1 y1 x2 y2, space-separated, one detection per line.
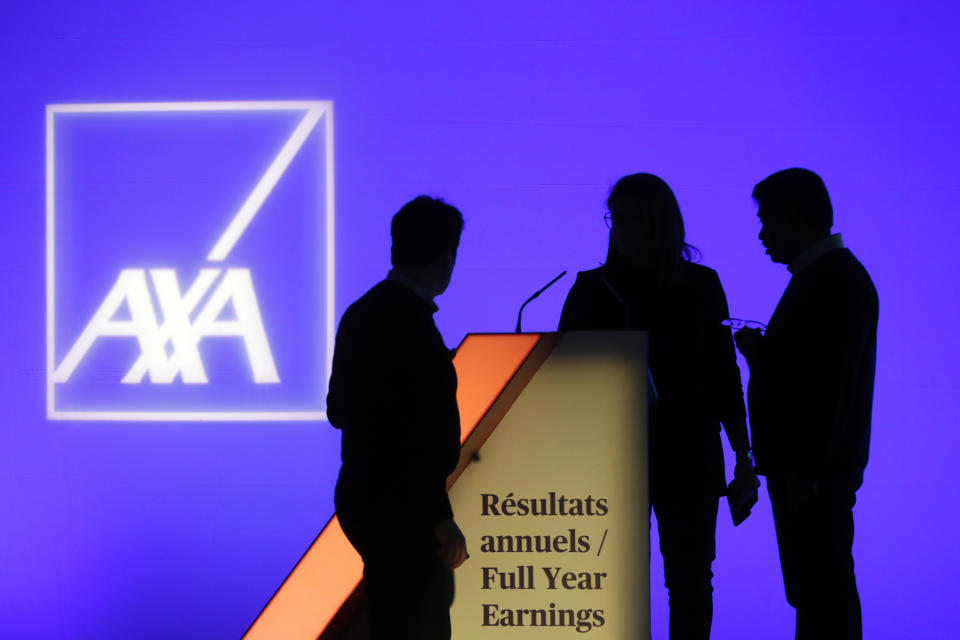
242 331 649 640
449 331 649 639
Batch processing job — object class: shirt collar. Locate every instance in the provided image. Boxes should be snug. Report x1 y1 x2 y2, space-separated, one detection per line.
386 270 439 312
788 233 844 274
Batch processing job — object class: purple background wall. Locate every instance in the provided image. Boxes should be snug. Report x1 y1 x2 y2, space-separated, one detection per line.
1 1 958 638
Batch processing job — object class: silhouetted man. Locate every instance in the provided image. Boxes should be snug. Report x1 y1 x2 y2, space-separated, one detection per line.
327 196 468 640
735 169 878 639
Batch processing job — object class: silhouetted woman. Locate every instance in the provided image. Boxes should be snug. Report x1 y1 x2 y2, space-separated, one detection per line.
559 173 755 639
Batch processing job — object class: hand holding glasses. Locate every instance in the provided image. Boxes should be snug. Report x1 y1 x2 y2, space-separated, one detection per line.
721 317 767 333
724 318 767 364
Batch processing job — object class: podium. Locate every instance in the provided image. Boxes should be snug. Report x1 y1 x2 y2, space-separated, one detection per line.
243 332 650 640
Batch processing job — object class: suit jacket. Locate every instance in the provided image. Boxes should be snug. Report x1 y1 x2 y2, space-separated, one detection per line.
327 279 461 549
559 261 749 493
748 248 878 492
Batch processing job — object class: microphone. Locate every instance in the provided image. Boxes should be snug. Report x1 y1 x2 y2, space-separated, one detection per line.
515 270 567 333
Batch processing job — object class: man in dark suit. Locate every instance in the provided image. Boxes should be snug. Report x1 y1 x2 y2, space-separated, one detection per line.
327 195 468 640
735 168 878 639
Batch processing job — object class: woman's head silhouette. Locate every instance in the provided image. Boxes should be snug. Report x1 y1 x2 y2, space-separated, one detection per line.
604 172 699 285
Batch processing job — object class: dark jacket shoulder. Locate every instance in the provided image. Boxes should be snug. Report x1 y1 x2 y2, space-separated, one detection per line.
560 262 725 330
570 261 722 290
808 249 877 304
342 279 434 324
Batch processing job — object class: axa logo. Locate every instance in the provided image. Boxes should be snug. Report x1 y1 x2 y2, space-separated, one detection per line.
53 267 279 385
46 101 334 421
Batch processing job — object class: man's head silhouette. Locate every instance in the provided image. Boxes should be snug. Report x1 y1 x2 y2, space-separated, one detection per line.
752 168 833 265
391 195 464 298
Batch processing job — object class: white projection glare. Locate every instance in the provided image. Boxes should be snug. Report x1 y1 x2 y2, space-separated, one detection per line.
46 101 335 421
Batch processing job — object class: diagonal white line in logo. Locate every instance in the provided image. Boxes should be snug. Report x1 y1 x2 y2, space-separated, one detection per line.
207 106 324 262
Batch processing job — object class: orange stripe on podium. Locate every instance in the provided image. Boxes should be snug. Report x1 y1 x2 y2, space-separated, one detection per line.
454 333 542 444
242 333 544 640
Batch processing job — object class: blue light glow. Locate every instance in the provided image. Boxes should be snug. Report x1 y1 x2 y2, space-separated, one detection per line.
1 2 957 638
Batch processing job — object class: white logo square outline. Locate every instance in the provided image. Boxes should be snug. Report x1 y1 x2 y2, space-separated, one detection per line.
46 100 335 421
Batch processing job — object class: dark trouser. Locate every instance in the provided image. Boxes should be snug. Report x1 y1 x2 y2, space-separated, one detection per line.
649 417 723 640
651 489 719 640
338 518 454 640
768 477 862 640
362 546 454 640
336 474 455 640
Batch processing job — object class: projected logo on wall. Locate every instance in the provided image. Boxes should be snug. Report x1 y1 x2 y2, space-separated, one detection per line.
46 101 334 421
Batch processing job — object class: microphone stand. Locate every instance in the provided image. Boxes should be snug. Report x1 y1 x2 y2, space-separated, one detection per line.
515 271 567 333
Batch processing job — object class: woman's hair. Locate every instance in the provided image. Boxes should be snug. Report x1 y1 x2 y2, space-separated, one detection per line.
604 173 700 284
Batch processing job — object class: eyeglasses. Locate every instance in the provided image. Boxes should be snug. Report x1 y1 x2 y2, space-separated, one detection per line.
721 318 767 333
603 211 643 229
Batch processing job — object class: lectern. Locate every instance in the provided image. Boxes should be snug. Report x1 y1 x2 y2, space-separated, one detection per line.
243 332 650 640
